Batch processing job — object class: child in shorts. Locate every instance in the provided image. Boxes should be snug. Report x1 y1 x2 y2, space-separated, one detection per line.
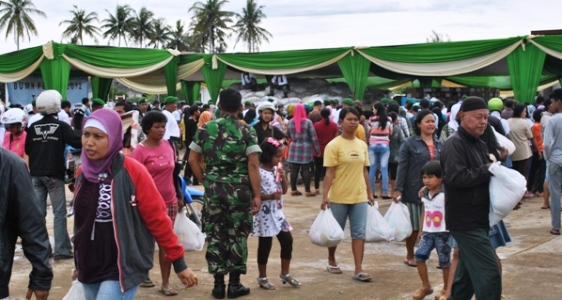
412 161 450 300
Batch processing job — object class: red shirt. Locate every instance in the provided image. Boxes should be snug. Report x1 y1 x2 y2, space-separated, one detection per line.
131 142 177 204
314 120 339 157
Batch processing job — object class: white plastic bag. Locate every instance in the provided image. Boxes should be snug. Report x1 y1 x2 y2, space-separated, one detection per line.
365 201 394 242
309 208 344 247
173 207 206 251
384 202 413 242
488 162 526 226
62 280 85 300
493 127 516 155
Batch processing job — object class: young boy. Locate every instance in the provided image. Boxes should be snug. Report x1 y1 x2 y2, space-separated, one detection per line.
413 161 450 300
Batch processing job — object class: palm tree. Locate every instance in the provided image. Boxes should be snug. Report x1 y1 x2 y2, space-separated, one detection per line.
167 20 190 52
59 5 100 45
233 0 271 52
426 30 450 43
189 0 234 53
148 18 170 49
102 5 135 46
0 0 46 50
130 7 153 47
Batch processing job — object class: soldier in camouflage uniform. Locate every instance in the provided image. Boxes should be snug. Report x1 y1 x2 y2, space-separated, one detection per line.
189 88 262 299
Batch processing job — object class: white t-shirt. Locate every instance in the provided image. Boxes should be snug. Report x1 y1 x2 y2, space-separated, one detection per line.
172 110 182 122
163 109 180 139
421 188 447 233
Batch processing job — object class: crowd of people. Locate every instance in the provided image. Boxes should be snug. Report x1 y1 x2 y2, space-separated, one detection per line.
1 86 561 300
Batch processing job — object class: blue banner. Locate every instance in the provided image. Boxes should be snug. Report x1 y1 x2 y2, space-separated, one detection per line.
7 76 89 105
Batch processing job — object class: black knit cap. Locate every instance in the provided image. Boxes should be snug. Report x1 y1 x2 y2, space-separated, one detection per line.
460 96 488 112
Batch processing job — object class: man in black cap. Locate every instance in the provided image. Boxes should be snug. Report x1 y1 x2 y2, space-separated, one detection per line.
440 96 502 300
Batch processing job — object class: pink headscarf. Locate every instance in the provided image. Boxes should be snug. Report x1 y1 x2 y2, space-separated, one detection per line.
81 109 124 183
292 103 307 133
326 105 334 122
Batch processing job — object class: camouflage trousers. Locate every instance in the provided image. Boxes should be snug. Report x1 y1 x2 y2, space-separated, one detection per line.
202 180 253 275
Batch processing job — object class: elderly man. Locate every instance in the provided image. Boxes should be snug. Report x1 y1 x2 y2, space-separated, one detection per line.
440 96 502 299
189 88 261 299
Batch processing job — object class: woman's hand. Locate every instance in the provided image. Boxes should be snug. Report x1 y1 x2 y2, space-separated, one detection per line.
367 194 375 206
417 186 427 198
392 190 402 203
177 268 198 288
277 167 285 178
71 269 78 281
321 197 330 210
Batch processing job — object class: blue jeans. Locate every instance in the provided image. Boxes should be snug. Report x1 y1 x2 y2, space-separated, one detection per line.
330 202 368 239
414 232 451 267
548 162 562 230
32 176 72 256
82 280 138 300
368 144 390 194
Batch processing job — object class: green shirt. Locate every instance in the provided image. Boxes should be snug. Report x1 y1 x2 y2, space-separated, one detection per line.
190 114 261 184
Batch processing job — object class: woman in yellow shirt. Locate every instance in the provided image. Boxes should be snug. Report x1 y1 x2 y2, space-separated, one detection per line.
321 107 375 282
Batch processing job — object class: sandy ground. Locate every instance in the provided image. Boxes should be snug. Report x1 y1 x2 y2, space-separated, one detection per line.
7 184 562 300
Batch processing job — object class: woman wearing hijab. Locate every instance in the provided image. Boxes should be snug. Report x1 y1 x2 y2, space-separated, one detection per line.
286 103 320 197
73 109 197 299
198 111 213 128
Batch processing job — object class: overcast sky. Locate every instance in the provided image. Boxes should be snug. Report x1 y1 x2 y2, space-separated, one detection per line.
1 0 561 54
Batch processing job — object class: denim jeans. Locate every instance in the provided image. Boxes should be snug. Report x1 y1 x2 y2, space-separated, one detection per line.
548 162 562 230
368 144 390 195
82 280 138 300
32 176 72 256
330 202 368 239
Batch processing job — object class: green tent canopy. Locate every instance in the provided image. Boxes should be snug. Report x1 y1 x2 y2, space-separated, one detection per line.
1 35 561 104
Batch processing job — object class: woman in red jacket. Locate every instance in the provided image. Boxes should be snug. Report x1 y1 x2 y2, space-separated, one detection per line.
73 109 197 299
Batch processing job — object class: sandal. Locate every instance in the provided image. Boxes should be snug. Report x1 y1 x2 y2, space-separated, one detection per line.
257 277 276 290
305 191 316 197
434 289 446 300
381 195 392 200
352 272 372 282
280 273 301 287
159 286 178 296
550 229 561 235
140 279 155 288
413 287 433 300
326 264 343 274
291 190 302 196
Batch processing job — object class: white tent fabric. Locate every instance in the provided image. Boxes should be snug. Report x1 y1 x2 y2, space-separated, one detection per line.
356 40 522 76
62 54 175 78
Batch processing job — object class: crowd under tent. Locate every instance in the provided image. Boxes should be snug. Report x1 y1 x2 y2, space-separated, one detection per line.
1 35 561 105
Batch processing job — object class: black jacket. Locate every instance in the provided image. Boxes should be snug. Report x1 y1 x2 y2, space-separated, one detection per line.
0 149 53 298
441 127 492 231
25 115 82 180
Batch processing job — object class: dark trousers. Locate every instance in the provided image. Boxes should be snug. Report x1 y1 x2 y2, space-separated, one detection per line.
527 151 546 192
257 231 293 265
183 149 198 185
313 156 325 190
290 163 311 192
511 157 530 178
449 229 502 300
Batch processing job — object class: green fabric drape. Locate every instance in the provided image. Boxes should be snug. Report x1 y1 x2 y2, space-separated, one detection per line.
182 81 201 105
446 74 559 90
181 81 189 103
164 57 179 96
91 76 113 102
360 37 523 63
0 46 43 73
40 58 71 100
533 36 562 52
328 77 412 90
507 43 546 104
201 58 227 104
217 47 351 70
63 43 172 68
337 52 371 100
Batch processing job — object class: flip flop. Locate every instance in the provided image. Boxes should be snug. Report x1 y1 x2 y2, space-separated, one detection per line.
352 272 372 282
159 287 178 296
549 229 561 236
326 264 343 274
403 259 417 267
140 279 155 288
541 206 550 209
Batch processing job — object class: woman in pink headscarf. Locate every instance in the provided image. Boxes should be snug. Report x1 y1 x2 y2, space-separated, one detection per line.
286 104 320 197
